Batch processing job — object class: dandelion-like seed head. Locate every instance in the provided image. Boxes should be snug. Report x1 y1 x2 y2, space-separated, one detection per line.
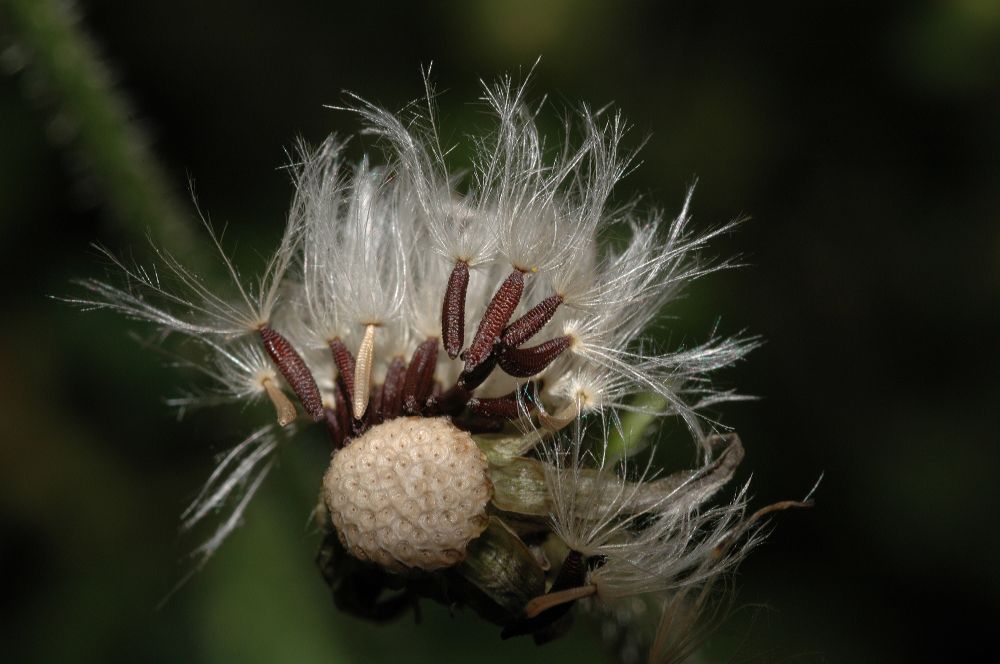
72 71 808 663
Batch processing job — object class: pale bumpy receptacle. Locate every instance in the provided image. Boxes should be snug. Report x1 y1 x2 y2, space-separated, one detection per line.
322 416 493 572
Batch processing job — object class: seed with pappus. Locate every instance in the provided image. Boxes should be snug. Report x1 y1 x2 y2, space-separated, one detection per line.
70 72 812 663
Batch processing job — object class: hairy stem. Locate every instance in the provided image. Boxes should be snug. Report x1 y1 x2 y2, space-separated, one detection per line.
2 0 196 257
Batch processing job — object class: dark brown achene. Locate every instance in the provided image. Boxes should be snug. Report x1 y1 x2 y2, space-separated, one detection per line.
442 261 470 359
502 294 563 349
258 325 325 420
380 356 407 421
468 383 536 418
329 337 357 401
403 338 439 414
498 336 572 378
464 269 524 372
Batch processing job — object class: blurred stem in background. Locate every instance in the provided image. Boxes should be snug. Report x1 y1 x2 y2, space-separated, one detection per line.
606 392 667 462
1 0 197 258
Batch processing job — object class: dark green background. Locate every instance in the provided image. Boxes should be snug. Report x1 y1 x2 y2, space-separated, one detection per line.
2 1 998 662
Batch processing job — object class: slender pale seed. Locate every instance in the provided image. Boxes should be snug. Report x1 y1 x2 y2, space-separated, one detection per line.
262 378 297 427
352 324 377 419
523 585 597 619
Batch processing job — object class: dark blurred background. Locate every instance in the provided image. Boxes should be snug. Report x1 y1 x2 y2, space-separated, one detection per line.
1 1 998 662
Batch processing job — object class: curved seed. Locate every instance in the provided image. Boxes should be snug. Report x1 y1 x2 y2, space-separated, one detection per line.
262 378 297 427
258 325 324 420
402 338 439 414
380 356 407 420
497 336 571 378
465 269 524 371
323 406 344 448
468 384 536 418
328 337 356 401
522 585 597 619
502 294 562 349
352 324 377 419
442 261 470 359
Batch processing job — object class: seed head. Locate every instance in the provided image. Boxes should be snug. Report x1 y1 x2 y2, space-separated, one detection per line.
70 69 809 663
322 417 492 572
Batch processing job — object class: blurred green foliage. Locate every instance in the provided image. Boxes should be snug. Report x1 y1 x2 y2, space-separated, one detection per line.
1 1 998 662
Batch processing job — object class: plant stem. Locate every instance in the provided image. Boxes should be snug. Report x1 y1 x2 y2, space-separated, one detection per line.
2 0 197 257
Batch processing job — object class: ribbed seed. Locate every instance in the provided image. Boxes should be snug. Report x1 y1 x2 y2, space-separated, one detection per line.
380 356 407 421
368 382 385 427
333 378 352 441
468 384 535 418
258 325 324 420
465 269 524 371
501 294 562 349
497 336 571 378
435 383 472 416
324 406 343 448
402 338 439 414
458 348 499 391
352 324 377 419
442 261 469 359
328 337 356 402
